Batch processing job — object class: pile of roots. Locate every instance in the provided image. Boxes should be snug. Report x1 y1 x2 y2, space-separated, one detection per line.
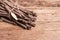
0 0 37 30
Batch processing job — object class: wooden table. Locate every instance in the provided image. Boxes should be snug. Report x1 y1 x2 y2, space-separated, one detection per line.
0 7 60 40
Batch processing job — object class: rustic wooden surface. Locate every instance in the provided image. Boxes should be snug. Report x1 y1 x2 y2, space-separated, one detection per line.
0 7 60 40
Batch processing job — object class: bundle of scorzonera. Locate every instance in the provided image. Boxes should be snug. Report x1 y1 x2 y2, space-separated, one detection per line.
0 0 37 30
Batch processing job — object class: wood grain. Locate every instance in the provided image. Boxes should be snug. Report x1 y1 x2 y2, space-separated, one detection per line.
0 7 60 40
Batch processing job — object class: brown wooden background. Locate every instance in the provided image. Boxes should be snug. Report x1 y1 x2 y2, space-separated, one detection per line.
0 0 60 40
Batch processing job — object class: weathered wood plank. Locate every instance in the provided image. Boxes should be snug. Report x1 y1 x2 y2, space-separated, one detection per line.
0 7 60 40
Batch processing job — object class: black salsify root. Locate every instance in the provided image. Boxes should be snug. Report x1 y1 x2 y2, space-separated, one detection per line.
0 0 37 30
